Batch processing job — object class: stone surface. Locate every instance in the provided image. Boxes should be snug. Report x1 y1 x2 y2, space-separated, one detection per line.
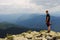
0 30 60 40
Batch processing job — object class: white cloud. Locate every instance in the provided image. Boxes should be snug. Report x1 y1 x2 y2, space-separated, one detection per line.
0 0 45 14
49 6 60 13
0 0 60 14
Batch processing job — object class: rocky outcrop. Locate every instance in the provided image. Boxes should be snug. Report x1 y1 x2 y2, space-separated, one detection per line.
0 30 60 40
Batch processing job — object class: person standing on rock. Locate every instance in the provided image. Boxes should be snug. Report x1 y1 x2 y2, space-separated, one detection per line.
46 10 51 33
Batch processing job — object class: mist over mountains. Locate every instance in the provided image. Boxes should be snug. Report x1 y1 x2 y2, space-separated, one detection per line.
0 13 60 31
0 13 60 38
16 14 60 31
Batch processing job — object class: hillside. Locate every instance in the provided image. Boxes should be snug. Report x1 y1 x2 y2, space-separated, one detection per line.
0 22 42 38
0 22 30 38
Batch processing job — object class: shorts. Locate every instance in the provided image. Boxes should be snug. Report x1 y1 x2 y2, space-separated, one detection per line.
46 22 50 26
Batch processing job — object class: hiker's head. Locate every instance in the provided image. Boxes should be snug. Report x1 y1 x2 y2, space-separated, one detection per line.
46 10 48 14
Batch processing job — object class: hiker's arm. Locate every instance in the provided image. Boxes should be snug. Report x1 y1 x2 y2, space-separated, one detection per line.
46 17 49 22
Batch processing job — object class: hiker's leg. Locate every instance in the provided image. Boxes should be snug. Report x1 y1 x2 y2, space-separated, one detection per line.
48 26 50 32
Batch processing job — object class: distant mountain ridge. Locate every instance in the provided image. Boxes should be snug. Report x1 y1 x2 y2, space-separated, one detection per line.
16 14 60 32
0 14 60 31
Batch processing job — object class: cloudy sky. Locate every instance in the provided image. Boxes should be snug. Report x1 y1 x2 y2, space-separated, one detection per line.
0 0 60 14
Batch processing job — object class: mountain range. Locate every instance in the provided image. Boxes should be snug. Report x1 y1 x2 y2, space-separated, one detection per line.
16 14 60 32
0 13 60 38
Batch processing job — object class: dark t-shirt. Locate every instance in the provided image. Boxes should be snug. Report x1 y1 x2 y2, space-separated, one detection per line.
46 14 50 22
